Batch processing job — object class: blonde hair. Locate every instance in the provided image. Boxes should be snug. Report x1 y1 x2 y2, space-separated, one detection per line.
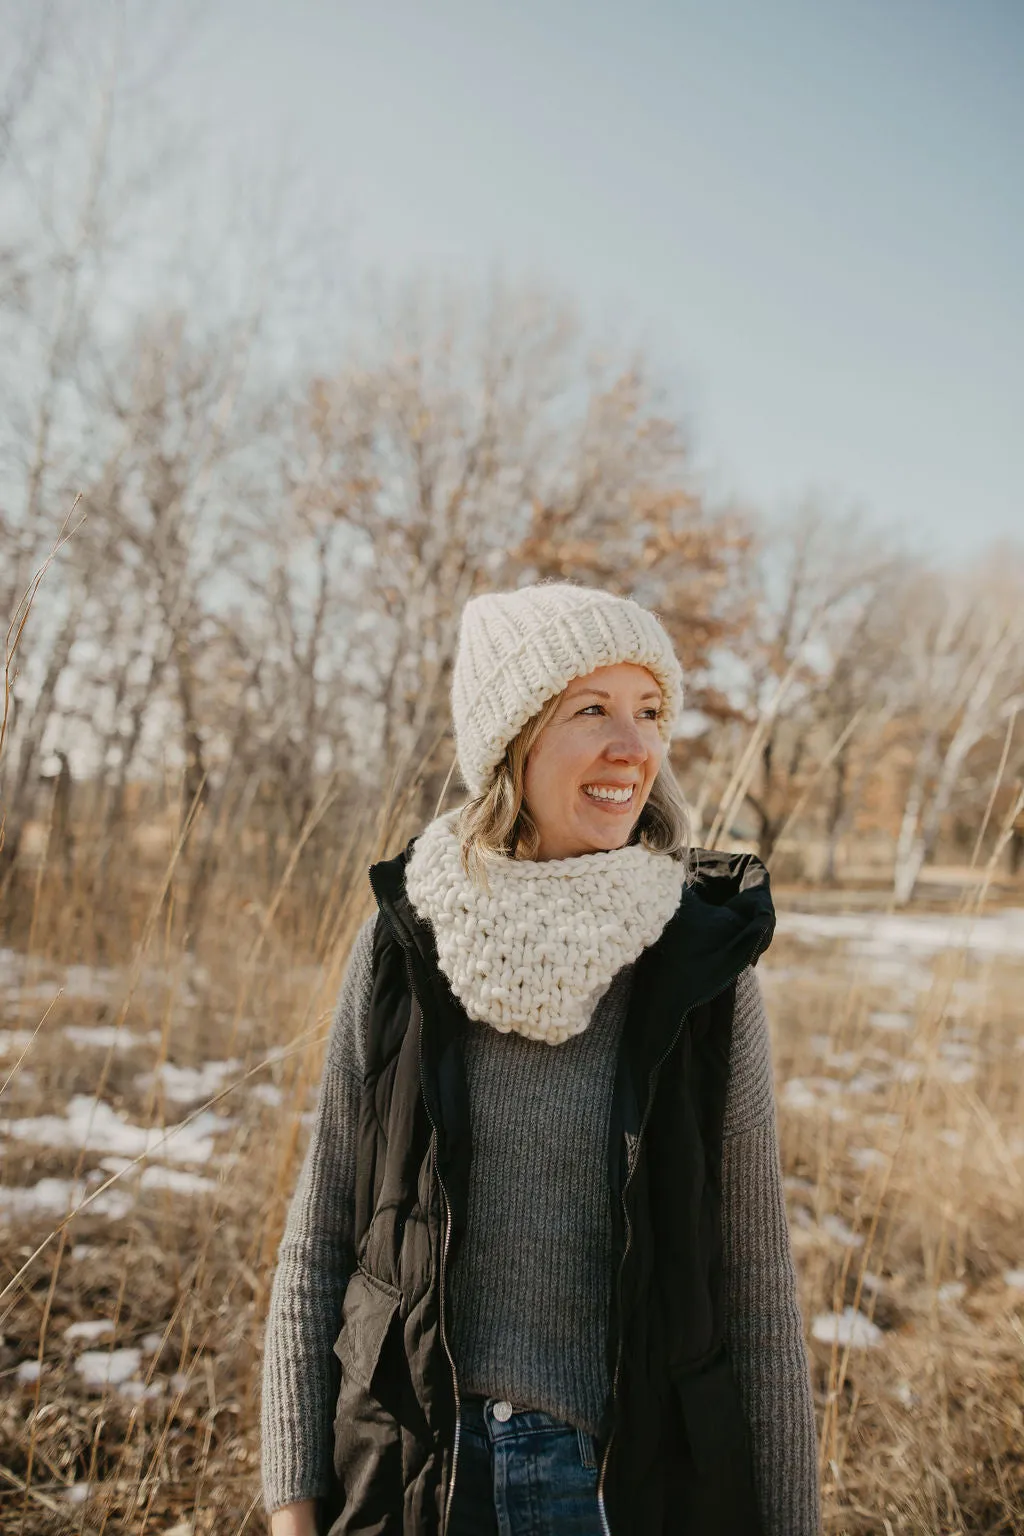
454 689 693 888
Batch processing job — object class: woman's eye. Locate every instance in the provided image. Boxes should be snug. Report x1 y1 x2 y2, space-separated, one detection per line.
576 705 662 719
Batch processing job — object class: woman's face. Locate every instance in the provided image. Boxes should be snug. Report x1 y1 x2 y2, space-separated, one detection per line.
522 662 665 860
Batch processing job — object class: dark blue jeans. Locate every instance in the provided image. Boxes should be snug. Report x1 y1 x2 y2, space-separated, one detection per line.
447 1396 604 1536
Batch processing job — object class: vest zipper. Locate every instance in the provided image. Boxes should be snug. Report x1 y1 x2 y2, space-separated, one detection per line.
433 1131 462 1535
397 937 463 1535
596 925 772 1536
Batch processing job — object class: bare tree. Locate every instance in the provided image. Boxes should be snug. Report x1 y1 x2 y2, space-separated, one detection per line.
810 569 912 882
0 4 217 883
281 286 753 824
889 559 1024 904
713 503 899 863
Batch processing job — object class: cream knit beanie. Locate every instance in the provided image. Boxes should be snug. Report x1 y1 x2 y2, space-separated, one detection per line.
450 582 684 796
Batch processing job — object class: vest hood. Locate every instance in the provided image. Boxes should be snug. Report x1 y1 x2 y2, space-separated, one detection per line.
370 836 775 965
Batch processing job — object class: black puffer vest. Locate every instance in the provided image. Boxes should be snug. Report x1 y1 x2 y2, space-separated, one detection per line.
326 840 775 1536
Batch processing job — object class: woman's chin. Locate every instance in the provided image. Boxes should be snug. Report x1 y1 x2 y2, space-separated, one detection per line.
575 815 634 853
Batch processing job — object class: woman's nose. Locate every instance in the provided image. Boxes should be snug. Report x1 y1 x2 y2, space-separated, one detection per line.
605 725 647 762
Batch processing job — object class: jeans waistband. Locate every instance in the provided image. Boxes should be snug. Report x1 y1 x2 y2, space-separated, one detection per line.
460 1395 598 1469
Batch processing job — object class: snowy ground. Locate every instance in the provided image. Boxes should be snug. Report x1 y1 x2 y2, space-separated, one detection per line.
2 907 1023 1257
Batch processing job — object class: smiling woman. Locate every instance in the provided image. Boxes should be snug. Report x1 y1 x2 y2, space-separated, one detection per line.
261 582 820 1536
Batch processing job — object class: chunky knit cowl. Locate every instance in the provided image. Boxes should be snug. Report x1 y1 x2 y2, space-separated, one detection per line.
404 808 686 1045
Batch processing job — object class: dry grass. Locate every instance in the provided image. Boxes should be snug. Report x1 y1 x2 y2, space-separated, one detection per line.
1 828 1022 1535
768 917 1024 1533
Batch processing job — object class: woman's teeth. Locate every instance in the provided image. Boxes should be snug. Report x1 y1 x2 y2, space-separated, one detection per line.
582 785 634 803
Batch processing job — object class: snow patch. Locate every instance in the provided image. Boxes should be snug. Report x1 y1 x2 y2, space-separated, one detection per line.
2 1093 230 1163
781 1077 844 1112
782 1079 819 1112
0 1176 133 1223
939 1039 976 1061
936 1059 976 1085
820 1214 864 1248
250 1082 284 1108
17 964 120 1004
811 1307 883 1348
76 1348 142 1386
118 1377 164 1402
64 1025 158 1051
850 1147 888 1171
65 1319 115 1343
866 958 934 995
139 1059 243 1103
786 907 1024 959
64 964 121 1000
809 1037 860 1070
868 1011 913 1033
846 1070 888 1095
99 1156 216 1197
0 1029 38 1056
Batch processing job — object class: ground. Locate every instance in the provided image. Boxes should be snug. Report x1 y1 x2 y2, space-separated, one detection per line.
1 893 1023 1534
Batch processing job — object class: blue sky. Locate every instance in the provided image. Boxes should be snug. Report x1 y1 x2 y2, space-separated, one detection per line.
188 0 1022 558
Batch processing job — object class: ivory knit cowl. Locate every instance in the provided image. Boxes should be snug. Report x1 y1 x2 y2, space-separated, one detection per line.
404 808 686 1045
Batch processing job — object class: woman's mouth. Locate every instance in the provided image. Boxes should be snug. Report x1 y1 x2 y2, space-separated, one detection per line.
580 783 635 810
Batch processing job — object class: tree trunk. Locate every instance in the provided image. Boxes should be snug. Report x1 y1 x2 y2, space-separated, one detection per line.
1010 827 1023 878
0 595 84 883
173 627 208 828
823 747 850 885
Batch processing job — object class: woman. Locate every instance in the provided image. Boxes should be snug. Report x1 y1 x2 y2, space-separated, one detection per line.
261 581 820 1536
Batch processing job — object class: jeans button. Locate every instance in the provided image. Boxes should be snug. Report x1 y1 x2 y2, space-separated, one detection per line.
492 1400 513 1422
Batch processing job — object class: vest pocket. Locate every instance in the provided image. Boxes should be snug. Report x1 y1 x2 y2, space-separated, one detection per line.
672 1350 750 1473
333 1267 402 1391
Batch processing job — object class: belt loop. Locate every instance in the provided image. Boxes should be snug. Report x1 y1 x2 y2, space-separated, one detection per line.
577 1426 597 1471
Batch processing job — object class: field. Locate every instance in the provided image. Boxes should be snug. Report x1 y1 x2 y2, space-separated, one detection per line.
1 855 1023 1535
3 10 1022 1533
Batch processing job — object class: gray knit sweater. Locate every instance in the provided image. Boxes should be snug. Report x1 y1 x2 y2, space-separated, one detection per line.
261 916 820 1534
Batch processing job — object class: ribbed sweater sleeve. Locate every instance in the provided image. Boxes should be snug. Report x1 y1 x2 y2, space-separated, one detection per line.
721 966 822 1536
260 915 376 1514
